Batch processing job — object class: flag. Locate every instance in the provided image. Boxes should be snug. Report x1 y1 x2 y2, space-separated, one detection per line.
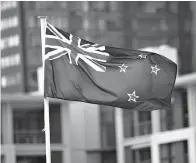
44 22 177 111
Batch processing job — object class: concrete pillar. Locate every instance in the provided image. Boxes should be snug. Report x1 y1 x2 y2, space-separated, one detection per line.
2 103 13 144
187 85 196 163
151 139 160 163
151 110 160 133
115 108 125 163
187 86 196 127
69 102 87 163
61 102 71 163
5 145 16 163
188 131 196 163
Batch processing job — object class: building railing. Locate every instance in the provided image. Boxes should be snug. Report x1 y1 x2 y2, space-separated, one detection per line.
14 130 44 144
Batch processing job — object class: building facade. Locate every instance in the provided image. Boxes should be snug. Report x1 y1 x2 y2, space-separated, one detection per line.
1 1 196 92
1 1 196 163
1 74 196 163
1 95 116 163
1 1 25 92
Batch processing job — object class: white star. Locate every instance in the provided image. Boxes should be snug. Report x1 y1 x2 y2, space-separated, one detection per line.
127 91 139 102
42 128 45 132
151 65 160 75
138 54 147 59
118 63 128 72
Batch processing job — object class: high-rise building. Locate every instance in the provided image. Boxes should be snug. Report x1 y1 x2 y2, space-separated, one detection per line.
1 1 195 93
1 1 25 93
1 1 196 93
1 1 196 163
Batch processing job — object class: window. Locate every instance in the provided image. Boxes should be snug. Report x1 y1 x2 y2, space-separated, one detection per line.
101 151 117 163
138 111 152 135
160 141 188 163
123 110 135 138
140 148 151 162
87 151 116 163
50 104 62 143
161 89 188 131
168 2 178 14
10 35 19 47
14 109 45 144
106 19 122 31
47 16 68 29
17 156 46 163
100 105 115 148
109 2 119 11
27 69 38 92
1 73 21 88
1 76 7 88
39 1 54 10
1 1 17 11
89 1 110 12
83 19 89 30
98 19 106 31
132 147 151 163
83 1 89 12
61 2 67 9
16 152 62 163
0 38 6 49
1 16 19 31
96 1 106 11
1 156 5 163
1 53 21 69
1 35 20 50
138 2 166 13
51 151 62 163
26 1 35 9
183 141 188 163
13 104 61 144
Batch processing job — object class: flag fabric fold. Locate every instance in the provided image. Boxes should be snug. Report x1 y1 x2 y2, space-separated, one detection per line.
44 22 177 110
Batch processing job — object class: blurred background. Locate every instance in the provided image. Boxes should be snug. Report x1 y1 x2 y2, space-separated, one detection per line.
1 1 196 163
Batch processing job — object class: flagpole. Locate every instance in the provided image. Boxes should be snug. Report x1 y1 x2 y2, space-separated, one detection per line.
38 16 51 163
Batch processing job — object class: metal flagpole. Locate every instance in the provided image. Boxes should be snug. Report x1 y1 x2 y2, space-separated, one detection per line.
115 107 125 163
38 16 51 163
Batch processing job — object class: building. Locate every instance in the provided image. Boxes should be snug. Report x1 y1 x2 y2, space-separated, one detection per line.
1 1 196 163
1 74 196 163
1 1 196 92
1 95 116 163
121 73 196 163
1 1 25 92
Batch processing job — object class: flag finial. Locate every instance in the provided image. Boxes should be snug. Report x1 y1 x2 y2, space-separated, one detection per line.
37 16 47 19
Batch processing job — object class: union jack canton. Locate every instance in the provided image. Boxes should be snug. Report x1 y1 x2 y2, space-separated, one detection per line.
45 22 110 72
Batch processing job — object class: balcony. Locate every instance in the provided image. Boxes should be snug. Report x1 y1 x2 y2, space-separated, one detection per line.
14 130 44 144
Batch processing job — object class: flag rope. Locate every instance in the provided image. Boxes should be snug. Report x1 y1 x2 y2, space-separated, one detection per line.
38 16 51 163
